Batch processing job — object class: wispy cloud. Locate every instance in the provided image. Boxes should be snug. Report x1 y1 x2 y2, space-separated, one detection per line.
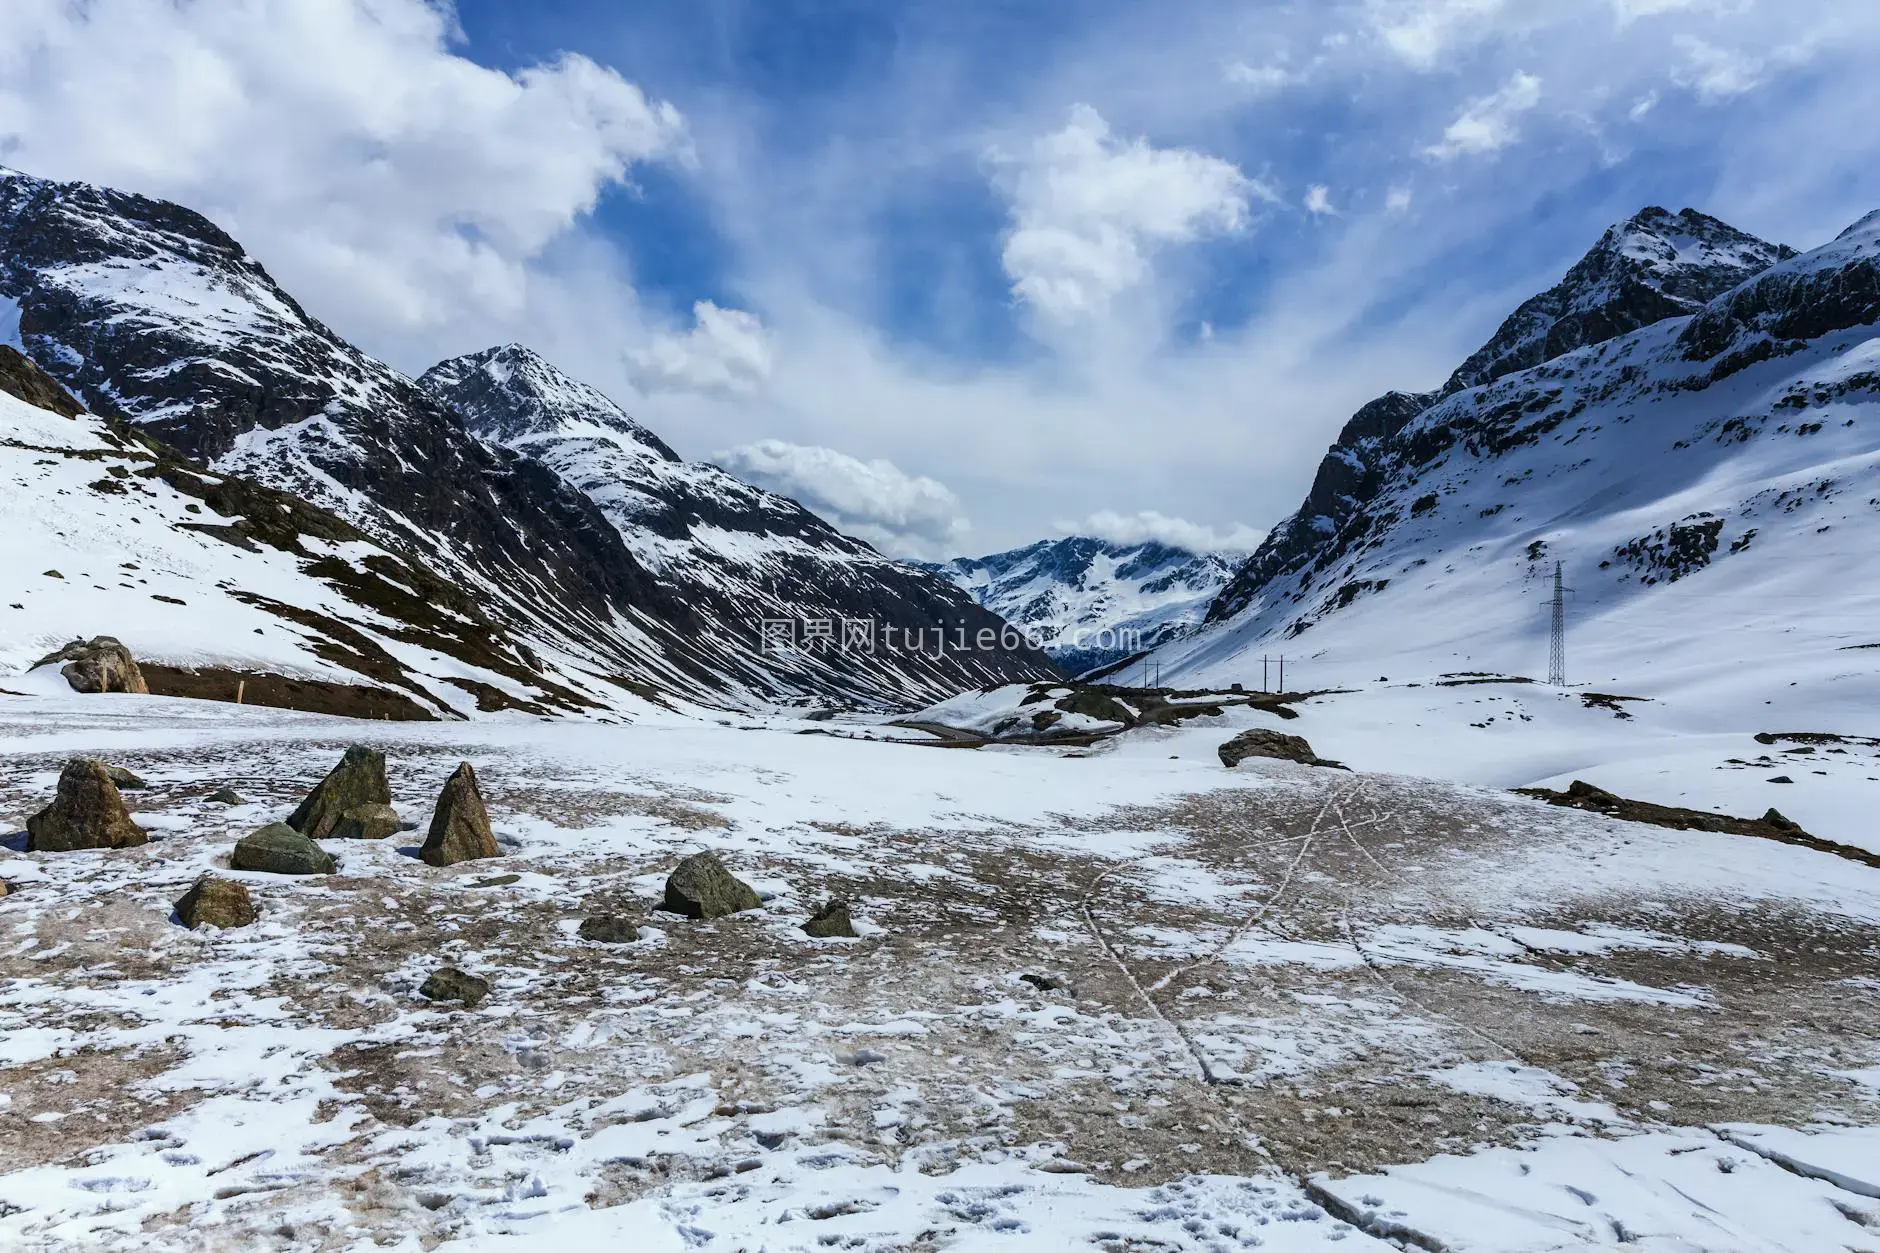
1067 509 1265 554
628 300 773 398
1425 71 1543 159
713 439 970 558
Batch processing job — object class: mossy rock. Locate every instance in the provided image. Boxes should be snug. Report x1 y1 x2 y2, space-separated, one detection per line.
175 876 258 929
27 759 149 852
287 745 392 838
331 802 401 839
802 899 857 938
578 915 639 944
231 823 336 875
662 852 762 920
419 966 490 1008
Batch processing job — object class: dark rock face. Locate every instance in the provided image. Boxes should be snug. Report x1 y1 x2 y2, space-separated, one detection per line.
1218 729 1342 769
578 915 639 944
175 876 257 929
0 342 82 417
32 637 149 695
330 803 401 840
231 822 336 875
419 763 498 866
802 899 858 938
663 852 762 920
419 967 490 1008
26 759 149 851
1208 207 1793 629
286 746 392 839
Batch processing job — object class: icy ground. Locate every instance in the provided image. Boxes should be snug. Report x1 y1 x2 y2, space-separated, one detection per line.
1 692 1878 1251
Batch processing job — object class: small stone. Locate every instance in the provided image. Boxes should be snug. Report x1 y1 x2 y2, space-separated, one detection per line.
31 636 148 694
208 787 247 805
1020 972 1071 994
331 802 402 840
1761 808 1801 831
802 899 858 938
175 876 258 929
578 915 639 944
662 851 762 920
231 823 337 875
287 746 392 838
26 759 149 852
1768 775 1794 784
419 763 499 866
419 967 489 1008
470 874 521 888
104 765 147 790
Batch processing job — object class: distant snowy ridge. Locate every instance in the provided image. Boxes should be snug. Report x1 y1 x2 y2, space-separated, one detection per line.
1160 204 1880 723
918 537 1236 676
0 167 1054 711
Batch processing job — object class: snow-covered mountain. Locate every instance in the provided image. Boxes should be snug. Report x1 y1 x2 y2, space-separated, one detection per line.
1161 206 1880 714
919 537 1237 676
0 167 1053 710
419 344 1057 706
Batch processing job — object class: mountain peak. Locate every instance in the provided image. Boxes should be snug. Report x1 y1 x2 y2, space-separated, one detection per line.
419 344 678 460
1444 205 1793 395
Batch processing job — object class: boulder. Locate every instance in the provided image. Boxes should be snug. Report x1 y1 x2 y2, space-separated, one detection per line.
104 765 148 790
1218 729 1344 770
0 878 10 899
419 966 490 1008
287 745 392 838
331 803 401 840
175 876 257 929
208 787 247 805
419 763 499 866
662 852 762 920
32 637 149 695
802 899 857 938
26 759 150 851
578 915 639 944
231 822 337 875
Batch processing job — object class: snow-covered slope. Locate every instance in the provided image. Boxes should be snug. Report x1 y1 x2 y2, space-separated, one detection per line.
918 537 1236 676
0 167 1052 710
419 345 1058 706
0 355 603 718
1161 208 1880 732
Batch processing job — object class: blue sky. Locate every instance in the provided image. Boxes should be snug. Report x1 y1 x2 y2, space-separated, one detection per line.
6 0 1880 556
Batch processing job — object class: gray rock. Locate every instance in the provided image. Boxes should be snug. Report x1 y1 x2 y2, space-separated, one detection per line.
419 763 499 866
331 802 401 840
104 765 148 790
32 636 149 695
802 899 857 938
287 745 392 838
578 915 639 944
419 967 489 1008
662 852 762 920
208 787 247 805
1217 728 1345 770
231 822 337 875
175 876 257 929
27 759 150 852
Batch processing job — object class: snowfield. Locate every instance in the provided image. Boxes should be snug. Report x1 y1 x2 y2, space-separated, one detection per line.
1 691 1876 1251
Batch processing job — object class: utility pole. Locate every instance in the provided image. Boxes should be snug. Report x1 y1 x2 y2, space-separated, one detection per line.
1547 561 1574 686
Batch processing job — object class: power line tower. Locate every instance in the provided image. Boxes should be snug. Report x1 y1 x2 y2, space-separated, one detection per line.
1546 561 1574 686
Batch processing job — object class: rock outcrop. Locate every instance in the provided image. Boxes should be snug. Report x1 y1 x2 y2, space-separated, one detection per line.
1218 729 1345 770
32 637 149 695
331 803 401 840
231 822 337 875
175 876 258 929
802 899 858 938
104 765 147 790
662 852 762 920
419 762 498 866
26 759 149 851
419 967 490 1008
287 746 393 839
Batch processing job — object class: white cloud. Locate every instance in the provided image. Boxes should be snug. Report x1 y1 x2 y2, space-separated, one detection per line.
1304 184 1337 215
1629 91 1661 120
994 104 1267 323
1424 71 1543 159
1068 510 1265 555
0 0 686 339
1671 37 1764 100
712 439 969 558
1609 0 1712 22
627 300 773 397
1385 186 1415 212
1371 0 1507 69
1225 61 1292 94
